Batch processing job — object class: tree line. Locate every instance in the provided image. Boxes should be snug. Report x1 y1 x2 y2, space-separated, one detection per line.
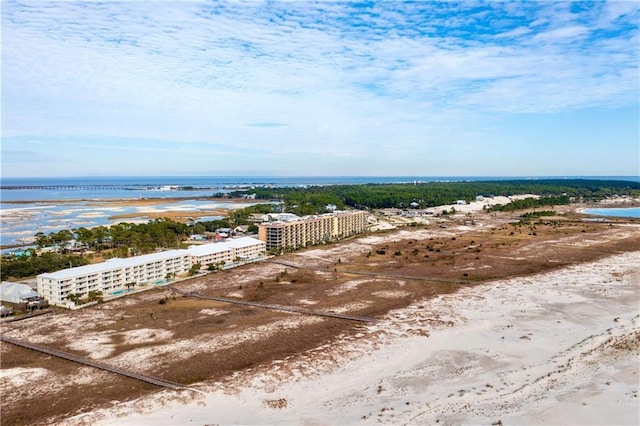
33 219 192 254
32 203 278 254
1 204 280 280
3 179 637 280
224 179 640 213
0 251 89 281
487 196 571 212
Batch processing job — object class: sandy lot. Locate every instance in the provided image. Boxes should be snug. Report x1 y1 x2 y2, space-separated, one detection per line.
1 210 639 425
62 250 639 426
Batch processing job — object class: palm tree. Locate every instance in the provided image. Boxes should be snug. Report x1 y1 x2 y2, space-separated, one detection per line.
188 263 202 276
87 290 103 303
67 293 81 306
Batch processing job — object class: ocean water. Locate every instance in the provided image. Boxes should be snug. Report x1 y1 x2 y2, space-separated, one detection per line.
2 175 637 202
581 207 640 219
1 176 502 202
1 175 638 248
0 199 235 247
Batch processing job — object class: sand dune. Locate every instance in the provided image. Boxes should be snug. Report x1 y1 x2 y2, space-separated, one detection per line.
65 251 639 426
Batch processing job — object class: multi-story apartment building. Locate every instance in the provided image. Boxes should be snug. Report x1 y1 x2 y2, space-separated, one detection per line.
258 210 367 250
188 236 266 269
37 237 266 307
37 250 191 306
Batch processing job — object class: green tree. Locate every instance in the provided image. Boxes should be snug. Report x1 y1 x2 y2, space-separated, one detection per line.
67 293 82 305
50 229 74 250
74 227 95 250
188 263 202 276
34 232 52 248
87 290 103 303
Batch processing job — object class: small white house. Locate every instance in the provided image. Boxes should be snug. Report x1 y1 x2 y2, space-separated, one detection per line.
0 281 39 304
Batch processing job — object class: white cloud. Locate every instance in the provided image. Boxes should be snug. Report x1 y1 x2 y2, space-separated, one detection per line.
532 25 590 42
1 1 638 176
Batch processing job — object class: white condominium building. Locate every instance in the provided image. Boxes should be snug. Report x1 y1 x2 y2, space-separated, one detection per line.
37 250 191 306
37 237 266 307
187 236 266 269
258 210 368 250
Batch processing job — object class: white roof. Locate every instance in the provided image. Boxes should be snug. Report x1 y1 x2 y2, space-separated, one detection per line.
268 213 300 222
225 236 265 249
38 249 190 280
1 281 39 303
188 242 233 257
187 237 264 257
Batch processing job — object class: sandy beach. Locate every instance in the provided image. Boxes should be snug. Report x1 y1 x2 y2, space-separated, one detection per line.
2 201 639 425
58 250 639 425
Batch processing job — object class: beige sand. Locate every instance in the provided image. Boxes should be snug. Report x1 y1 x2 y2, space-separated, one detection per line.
63 250 640 425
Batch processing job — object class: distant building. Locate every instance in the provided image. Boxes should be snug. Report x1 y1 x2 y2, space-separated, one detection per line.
248 214 269 223
188 236 265 269
1 281 39 304
258 210 367 251
234 225 250 233
215 228 234 238
267 213 300 222
379 208 402 216
1 281 48 311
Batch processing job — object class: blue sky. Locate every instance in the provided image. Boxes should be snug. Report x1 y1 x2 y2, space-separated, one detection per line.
2 1 639 177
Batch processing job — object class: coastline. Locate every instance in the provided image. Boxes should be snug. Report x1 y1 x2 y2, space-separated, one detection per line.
0 196 258 206
65 250 640 425
2 191 638 248
2 206 639 425
0 197 262 248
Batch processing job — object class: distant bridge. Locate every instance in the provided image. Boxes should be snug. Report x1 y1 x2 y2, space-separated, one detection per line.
1 185 142 191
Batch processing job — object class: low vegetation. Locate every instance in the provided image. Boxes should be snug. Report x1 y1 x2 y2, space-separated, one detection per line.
4 179 637 280
487 196 570 212
223 179 640 214
0 251 89 281
3 216 638 426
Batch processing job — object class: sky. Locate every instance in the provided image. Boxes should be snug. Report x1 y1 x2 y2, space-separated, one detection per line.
1 1 639 178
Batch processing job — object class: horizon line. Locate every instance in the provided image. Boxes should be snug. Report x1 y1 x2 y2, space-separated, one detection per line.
2 174 639 180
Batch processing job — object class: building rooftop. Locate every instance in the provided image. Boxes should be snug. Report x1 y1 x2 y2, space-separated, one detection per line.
38 249 190 280
225 236 265 248
260 210 366 227
267 213 300 222
188 237 264 257
188 242 234 257
1 281 40 303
